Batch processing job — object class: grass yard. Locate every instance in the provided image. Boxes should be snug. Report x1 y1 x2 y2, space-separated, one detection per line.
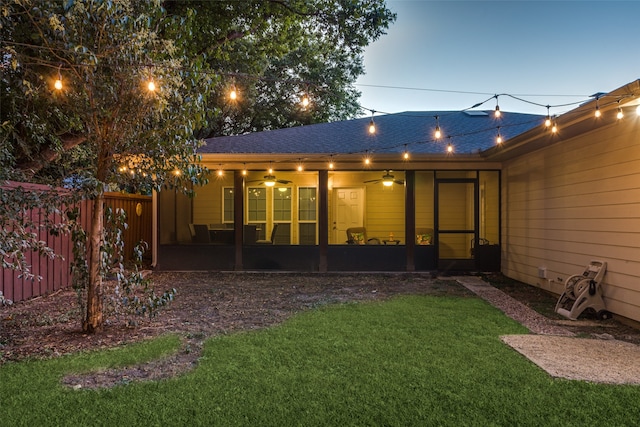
2 295 639 426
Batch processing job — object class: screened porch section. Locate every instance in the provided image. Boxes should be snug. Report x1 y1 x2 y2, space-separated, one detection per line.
156 169 500 271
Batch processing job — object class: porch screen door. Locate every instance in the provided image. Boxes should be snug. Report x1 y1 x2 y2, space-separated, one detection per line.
436 180 477 270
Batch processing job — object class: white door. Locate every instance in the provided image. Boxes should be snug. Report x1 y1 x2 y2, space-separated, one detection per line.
333 188 364 243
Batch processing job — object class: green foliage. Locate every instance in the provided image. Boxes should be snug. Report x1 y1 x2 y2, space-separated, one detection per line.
163 0 396 137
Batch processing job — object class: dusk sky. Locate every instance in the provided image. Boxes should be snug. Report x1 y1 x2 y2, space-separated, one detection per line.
356 1 640 116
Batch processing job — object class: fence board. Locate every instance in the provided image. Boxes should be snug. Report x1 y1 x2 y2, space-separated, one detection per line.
1 182 151 303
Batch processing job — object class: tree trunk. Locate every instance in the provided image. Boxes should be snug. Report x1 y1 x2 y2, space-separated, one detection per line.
83 191 105 333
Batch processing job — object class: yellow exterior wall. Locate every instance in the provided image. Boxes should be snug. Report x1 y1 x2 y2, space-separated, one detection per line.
502 118 640 322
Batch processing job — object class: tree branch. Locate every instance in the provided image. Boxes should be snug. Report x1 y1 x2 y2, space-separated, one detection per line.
17 134 87 178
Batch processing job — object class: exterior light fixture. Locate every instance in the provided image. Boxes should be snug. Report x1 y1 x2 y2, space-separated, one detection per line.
594 97 601 118
496 127 503 144
434 116 442 139
494 95 501 118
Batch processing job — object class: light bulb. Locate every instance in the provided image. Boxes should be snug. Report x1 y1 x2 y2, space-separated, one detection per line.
494 105 501 118
496 134 503 144
54 78 62 90
264 180 275 187
434 126 442 139
368 119 376 134
594 106 601 118
297 164 303 172
147 80 156 91
364 157 370 165
217 169 224 177
446 143 453 153
403 151 409 160
230 88 237 100
636 104 640 116
383 180 393 187
301 95 309 108
268 167 273 174
328 161 334 169
242 169 247 176
544 117 551 127
551 122 558 133
617 108 624 120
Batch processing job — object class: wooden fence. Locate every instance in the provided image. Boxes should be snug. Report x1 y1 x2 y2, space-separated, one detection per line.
1 182 152 303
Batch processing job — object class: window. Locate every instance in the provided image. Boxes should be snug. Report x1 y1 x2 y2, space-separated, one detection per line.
298 187 317 244
247 187 267 221
273 187 292 221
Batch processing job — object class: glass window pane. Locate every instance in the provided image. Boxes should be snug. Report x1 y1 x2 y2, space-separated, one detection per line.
248 187 266 221
299 187 317 221
299 223 316 244
273 187 291 221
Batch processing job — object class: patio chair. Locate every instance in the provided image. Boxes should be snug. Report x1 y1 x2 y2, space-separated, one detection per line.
415 228 433 245
256 223 279 244
190 224 211 243
346 227 380 245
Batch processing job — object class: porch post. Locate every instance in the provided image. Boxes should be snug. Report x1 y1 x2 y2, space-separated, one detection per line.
405 170 416 271
318 169 329 272
233 170 244 271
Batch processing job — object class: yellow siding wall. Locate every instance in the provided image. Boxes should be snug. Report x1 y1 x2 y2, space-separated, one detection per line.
502 119 640 322
329 171 406 243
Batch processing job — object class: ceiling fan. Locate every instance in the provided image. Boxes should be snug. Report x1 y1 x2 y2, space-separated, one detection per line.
364 170 404 187
248 174 292 187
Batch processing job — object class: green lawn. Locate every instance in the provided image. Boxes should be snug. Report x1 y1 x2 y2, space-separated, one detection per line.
2 295 639 426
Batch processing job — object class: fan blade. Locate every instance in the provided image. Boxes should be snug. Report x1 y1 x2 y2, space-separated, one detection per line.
277 179 292 184
394 180 405 185
364 179 381 183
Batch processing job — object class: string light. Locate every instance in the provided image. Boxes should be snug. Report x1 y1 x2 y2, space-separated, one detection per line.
368 110 376 134
301 94 310 108
594 97 601 118
217 164 224 177
496 127 503 144
364 150 371 165
636 104 640 116
617 101 624 119
242 164 248 176
403 144 410 160
147 79 156 92
229 85 238 101
328 156 335 170
446 142 454 154
297 159 304 172
494 95 501 118
551 120 558 134
544 106 552 128
434 116 442 139
54 65 62 90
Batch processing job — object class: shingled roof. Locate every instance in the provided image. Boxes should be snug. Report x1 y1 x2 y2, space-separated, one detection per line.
200 110 543 156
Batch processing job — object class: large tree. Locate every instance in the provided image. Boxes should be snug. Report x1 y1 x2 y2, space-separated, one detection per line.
162 0 396 137
1 0 211 332
0 0 394 332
